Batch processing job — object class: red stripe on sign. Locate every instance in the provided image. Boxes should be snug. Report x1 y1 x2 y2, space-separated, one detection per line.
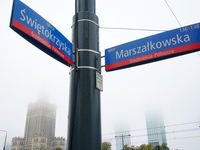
12 19 73 66
105 42 200 71
12 19 31 35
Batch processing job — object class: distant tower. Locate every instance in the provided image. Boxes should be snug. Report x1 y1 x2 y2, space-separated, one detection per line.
145 110 167 147
11 101 65 150
24 101 56 150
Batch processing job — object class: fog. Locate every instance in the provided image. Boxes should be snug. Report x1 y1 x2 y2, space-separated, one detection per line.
1 0 200 150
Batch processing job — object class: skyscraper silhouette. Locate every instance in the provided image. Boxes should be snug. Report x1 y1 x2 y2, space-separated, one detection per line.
146 110 167 147
11 101 65 150
24 101 56 150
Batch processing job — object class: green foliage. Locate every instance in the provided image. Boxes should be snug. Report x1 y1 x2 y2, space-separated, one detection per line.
39 145 47 150
123 144 133 150
139 143 169 150
102 142 111 150
53 147 62 150
123 144 139 150
160 143 169 150
139 144 156 150
101 142 169 150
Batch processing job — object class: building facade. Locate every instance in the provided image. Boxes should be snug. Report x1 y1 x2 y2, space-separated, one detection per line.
24 101 56 150
11 101 65 150
11 137 25 150
145 110 167 147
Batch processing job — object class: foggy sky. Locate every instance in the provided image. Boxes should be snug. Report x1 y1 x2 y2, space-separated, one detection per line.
1 0 200 150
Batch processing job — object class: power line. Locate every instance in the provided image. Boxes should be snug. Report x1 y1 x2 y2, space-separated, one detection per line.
131 128 200 138
131 135 200 145
103 135 200 147
102 121 200 136
100 26 167 32
102 127 200 141
197 52 200 58
100 1 182 32
164 0 182 27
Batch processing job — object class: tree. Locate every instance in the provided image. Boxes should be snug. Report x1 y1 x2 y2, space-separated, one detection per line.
139 144 156 150
118 143 169 150
53 147 62 150
146 144 155 150
38 145 46 150
140 144 147 150
102 142 111 150
123 144 140 150
123 144 134 150
160 143 169 150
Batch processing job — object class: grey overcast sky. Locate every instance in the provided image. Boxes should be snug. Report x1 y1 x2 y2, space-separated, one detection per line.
1 0 200 150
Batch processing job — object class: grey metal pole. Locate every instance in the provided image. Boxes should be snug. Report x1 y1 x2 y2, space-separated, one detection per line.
67 0 101 150
122 134 124 150
0 130 7 150
115 134 131 150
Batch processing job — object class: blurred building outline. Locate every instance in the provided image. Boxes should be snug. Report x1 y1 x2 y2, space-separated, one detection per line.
10 101 65 150
145 110 167 147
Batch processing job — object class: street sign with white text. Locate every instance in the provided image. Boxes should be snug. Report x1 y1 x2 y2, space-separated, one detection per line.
105 23 200 71
10 0 73 66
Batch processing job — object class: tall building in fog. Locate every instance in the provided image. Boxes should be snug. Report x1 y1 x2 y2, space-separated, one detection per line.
145 110 167 147
11 101 65 150
24 101 56 149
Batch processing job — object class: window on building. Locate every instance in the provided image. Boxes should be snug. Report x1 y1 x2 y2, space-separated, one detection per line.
41 139 46 143
60 142 64 146
53 142 57 146
12 142 17 146
34 139 38 143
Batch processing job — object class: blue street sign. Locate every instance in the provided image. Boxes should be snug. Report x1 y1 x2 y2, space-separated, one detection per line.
105 23 200 72
10 0 73 66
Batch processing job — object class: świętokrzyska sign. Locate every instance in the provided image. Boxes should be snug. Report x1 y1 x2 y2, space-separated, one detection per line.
105 23 200 72
10 0 73 66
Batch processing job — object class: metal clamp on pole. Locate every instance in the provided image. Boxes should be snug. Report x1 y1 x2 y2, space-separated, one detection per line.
76 48 100 72
97 51 101 73
69 68 74 75
76 48 79 71
78 49 100 54
69 50 77 74
77 66 99 71
72 19 99 28
101 65 105 68
70 49 103 73
78 19 99 27
99 55 105 70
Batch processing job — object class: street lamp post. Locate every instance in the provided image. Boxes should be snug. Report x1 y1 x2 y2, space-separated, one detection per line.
115 134 131 150
67 0 101 150
0 130 7 150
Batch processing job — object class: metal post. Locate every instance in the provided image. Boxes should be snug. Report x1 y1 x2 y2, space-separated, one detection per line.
115 134 131 150
122 135 124 150
0 130 7 150
67 0 101 150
